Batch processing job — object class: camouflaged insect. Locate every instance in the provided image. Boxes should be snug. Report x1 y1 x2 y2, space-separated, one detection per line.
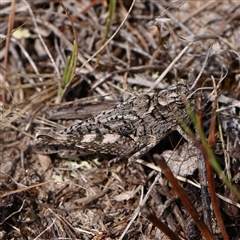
31 83 195 163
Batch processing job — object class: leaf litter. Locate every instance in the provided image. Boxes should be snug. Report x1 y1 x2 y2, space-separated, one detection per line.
1 1 240 239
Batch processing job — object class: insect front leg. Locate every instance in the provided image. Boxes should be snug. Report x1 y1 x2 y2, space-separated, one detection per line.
128 135 158 164
176 125 193 143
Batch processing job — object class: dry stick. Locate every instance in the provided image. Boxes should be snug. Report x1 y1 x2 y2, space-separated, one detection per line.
141 207 181 240
190 43 214 91
60 0 136 99
33 18 93 73
2 0 15 103
0 182 47 199
33 218 57 240
47 209 77 239
148 42 192 91
23 0 60 79
207 88 229 240
91 65 163 90
157 2 215 52
0 33 42 83
195 95 213 232
119 186 144 240
119 171 160 240
0 199 26 225
181 1 216 24
154 154 215 240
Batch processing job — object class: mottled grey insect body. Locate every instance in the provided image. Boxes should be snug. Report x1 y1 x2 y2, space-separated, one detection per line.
32 83 194 163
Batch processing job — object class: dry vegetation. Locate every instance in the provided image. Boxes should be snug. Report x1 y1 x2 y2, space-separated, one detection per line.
1 0 240 239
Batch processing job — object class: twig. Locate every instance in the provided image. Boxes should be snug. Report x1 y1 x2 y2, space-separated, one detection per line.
64 0 136 96
148 42 192 91
23 0 60 79
154 154 215 240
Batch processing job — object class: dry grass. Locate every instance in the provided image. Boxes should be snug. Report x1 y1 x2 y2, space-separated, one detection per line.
1 1 240 239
